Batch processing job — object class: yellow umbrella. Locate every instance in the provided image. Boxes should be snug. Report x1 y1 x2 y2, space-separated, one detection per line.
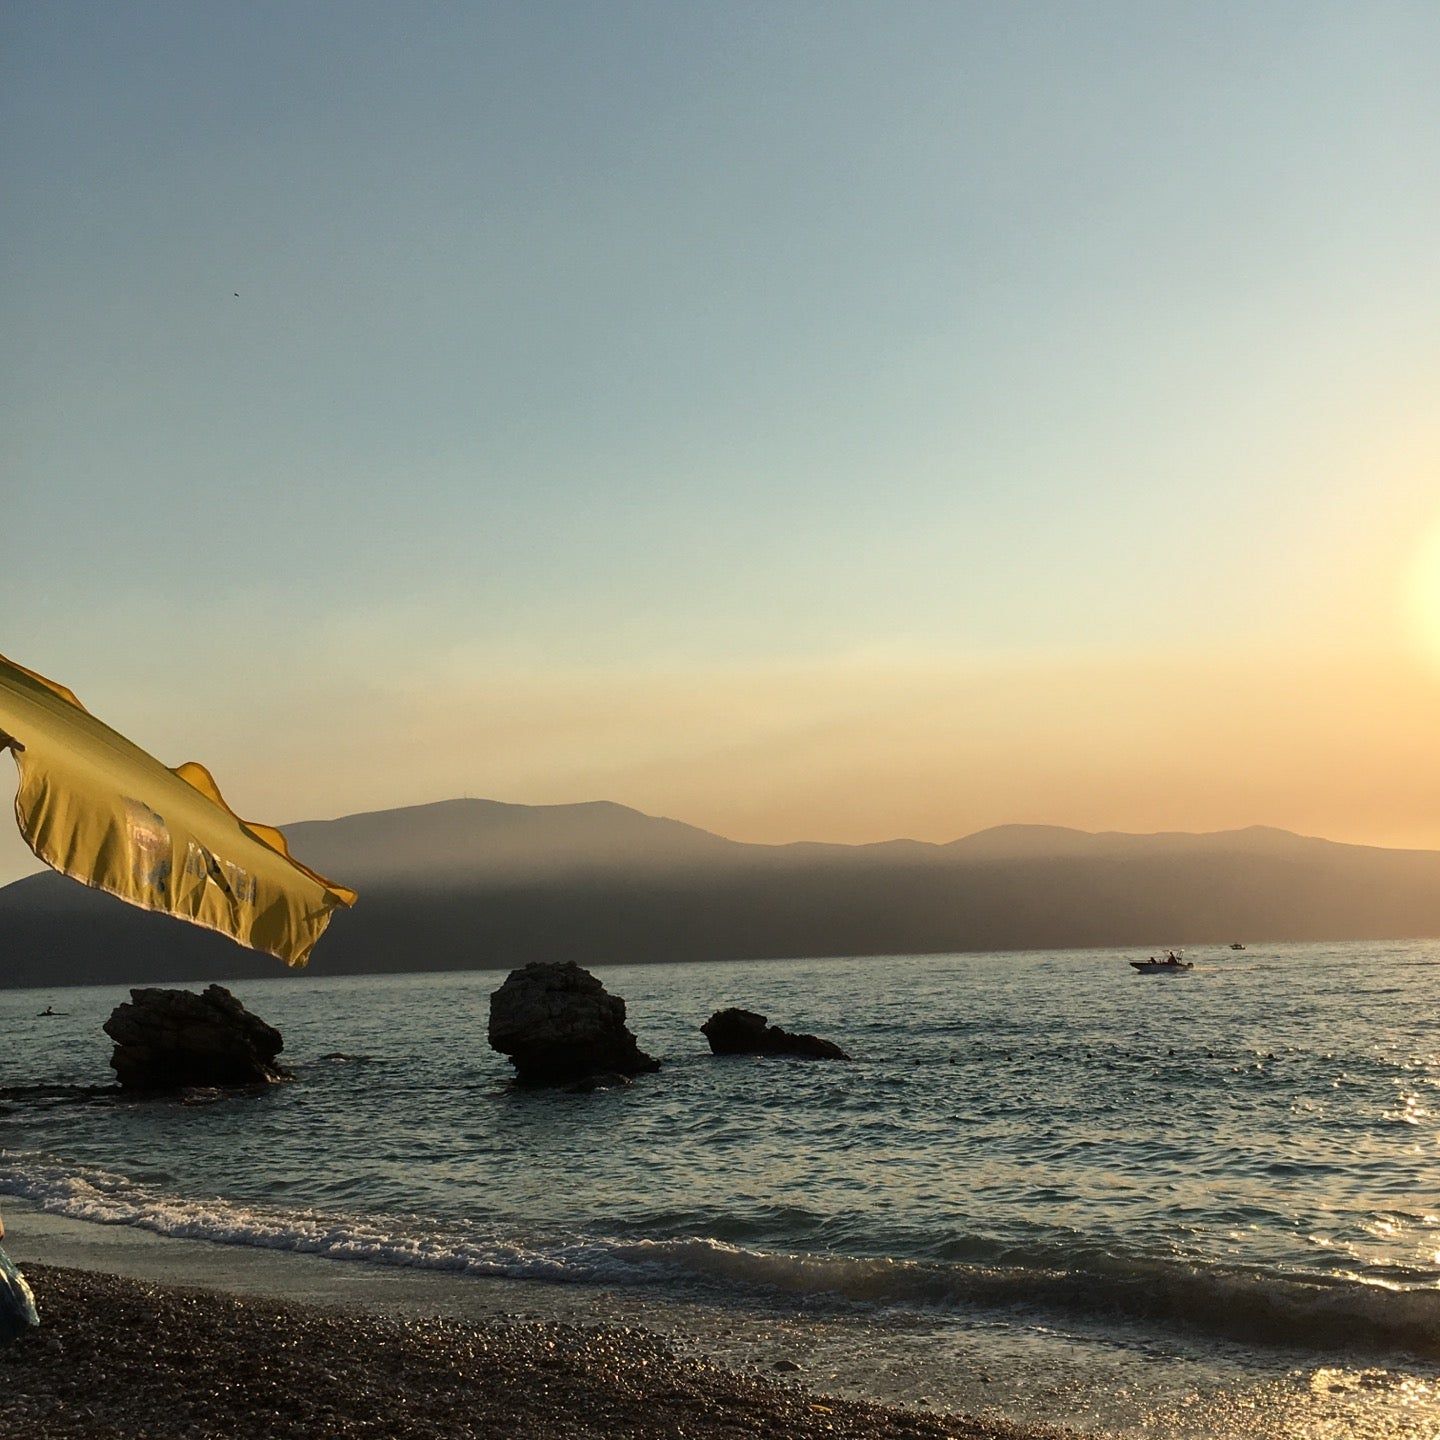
0 650 356 966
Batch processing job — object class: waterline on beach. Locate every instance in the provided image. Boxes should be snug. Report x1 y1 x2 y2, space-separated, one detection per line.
5 1201 1437 1440
2 1155 1437 1364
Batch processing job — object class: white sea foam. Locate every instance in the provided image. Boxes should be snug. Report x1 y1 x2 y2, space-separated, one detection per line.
3 1155 1437 1360
0 1159 592 1281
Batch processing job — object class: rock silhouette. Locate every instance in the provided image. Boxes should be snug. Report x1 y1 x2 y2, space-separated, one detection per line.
700 1008 850 1061
103 985 289 1089
488 961 659 1086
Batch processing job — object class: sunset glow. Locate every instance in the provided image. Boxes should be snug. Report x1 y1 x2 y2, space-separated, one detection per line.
6 9 1440 1436
4 2 1440 880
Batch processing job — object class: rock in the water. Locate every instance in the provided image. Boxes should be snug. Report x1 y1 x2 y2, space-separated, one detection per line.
700 1008 850 1061
103 985 290 1089
488 962 659 1086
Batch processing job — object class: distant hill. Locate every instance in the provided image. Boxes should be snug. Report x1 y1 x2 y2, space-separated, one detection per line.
281 798 743 880
1 799 1438 987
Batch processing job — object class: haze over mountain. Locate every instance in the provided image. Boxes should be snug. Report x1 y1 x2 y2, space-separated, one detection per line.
2 798 1438 988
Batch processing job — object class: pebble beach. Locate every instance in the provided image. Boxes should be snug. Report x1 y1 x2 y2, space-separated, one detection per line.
0 1265 1059 1440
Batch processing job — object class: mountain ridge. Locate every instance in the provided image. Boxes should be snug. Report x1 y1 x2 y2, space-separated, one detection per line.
270 799 1357 874
1 798 1437 988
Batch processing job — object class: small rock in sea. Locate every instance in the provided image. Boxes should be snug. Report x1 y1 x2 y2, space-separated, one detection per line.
772 1358 802 1372
700 1008 851 1061
103 984 290 1090
488 962 660 1087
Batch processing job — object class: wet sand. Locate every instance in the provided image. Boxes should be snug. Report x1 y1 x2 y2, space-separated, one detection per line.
0 1265 1071 1440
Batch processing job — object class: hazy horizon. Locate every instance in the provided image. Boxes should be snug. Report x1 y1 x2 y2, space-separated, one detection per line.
7 3 1440 888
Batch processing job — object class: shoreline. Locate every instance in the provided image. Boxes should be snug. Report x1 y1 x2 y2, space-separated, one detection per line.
0 1261 1066 1440
6 1187 1437 1439
0 1203 1083 1436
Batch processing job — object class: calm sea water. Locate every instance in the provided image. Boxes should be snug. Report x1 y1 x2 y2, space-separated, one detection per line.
2 943 1438 1437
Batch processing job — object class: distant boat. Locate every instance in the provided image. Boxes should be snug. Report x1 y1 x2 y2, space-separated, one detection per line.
1130 957 1193 974
1229 943 1245 950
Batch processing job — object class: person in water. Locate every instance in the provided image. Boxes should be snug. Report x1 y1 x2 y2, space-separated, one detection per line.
38 1005 54 1016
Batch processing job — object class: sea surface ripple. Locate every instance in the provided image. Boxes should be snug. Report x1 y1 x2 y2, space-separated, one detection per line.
2 942 1438 1434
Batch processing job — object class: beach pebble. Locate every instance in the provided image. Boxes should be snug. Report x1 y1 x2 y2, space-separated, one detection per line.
0 1265 994 1440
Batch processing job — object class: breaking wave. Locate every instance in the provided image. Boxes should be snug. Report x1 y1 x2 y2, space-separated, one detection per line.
2 1156 1436 1360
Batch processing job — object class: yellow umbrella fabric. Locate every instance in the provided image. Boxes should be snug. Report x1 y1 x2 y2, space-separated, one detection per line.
0 650 356 967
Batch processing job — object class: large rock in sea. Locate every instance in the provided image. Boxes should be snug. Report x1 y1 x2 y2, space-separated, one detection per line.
488 962 659 1087
700 1008 850 1061
103 985 290 1089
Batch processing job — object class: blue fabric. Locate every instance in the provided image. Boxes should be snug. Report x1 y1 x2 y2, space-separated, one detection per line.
0 1246 39 1340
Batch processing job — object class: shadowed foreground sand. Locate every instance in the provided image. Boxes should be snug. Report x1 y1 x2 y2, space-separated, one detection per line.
0 1266 1070 1440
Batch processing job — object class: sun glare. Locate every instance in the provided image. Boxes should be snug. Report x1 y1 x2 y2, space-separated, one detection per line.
1408 523 1440 665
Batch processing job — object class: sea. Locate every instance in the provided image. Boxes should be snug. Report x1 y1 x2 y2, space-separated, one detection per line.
1 942 1438 1439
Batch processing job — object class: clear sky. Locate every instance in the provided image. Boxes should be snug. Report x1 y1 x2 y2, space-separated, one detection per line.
4 2 1440 885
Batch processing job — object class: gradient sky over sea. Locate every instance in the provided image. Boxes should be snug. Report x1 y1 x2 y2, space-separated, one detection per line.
4 1 1440 886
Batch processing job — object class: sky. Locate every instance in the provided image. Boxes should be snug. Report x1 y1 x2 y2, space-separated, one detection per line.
4 1 1440 886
